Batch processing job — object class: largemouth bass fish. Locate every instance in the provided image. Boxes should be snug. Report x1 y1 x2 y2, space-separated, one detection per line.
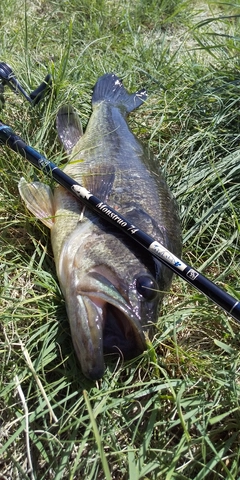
19 73 182 380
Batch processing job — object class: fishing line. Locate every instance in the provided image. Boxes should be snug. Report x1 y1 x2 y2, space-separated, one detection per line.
0 121 239 323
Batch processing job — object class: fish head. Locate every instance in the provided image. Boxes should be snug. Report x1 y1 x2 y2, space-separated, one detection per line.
58 228 161 380
80 264 161 352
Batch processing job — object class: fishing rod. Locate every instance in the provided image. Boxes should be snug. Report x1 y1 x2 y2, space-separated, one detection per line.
0 62 52 105
0 121 240 323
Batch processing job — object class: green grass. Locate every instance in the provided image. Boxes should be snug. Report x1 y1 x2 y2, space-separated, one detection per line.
1 0 240 478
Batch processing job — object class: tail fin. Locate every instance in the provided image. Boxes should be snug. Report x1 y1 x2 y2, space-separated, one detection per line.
92 73 147 113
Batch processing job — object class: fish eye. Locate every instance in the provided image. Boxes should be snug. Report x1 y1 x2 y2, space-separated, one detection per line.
136 275 158 301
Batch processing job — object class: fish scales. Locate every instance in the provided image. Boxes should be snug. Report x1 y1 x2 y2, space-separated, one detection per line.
53 101 176 262
19 73 182 380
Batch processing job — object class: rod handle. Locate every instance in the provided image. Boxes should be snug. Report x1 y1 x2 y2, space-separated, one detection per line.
29 74 52 105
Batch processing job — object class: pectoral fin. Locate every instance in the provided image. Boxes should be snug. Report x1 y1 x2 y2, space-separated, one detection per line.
56 105 83 155
18 177 55 229
82 164 115 202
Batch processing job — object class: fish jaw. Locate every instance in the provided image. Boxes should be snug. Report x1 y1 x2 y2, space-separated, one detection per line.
79 269 147 353
61 269 147 380
68 294 105 380
58 232 147 379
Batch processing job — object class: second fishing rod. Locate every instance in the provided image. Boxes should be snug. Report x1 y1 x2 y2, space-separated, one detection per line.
0 120 240 323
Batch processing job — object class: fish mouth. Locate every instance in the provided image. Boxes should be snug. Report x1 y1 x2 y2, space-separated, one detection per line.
73 269 147 380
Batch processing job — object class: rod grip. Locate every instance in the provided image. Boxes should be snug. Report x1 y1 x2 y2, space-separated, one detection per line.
29 74 52 105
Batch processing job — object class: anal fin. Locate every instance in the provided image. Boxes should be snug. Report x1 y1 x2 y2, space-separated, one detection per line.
56 105 83 155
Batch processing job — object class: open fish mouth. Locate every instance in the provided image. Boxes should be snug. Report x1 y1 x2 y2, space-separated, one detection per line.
72 270 147 380
86 285 147 355
103 304 146 357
